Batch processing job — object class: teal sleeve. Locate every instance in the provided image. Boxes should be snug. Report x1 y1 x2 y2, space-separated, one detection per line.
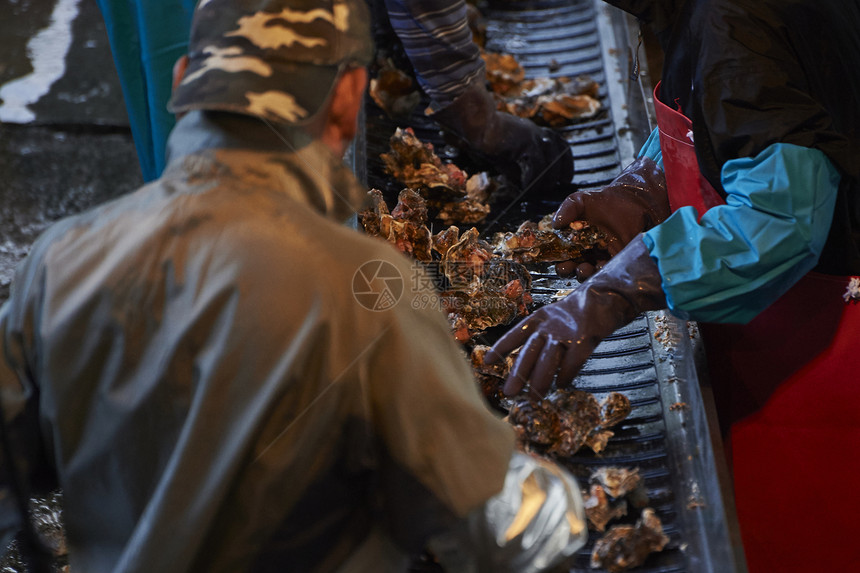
637 127 663 170
642 143 840 324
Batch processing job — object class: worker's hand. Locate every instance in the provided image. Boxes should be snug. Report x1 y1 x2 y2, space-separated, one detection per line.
552 156 669 280
484 236 667 397
430 81 573 194
486 111 574 195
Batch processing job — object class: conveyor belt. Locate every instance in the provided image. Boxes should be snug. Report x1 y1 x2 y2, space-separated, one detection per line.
359 1 745 572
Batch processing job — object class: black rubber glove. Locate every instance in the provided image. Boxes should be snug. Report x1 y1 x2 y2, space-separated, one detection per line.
484 235 667 397
552 156 669 280
430 81 573 194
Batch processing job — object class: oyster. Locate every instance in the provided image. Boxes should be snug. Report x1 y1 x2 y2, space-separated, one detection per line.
381 127 493 224
436 172 494 225
547 389 602 457
585 429 615 455
584 483 628 532
505 389 631 457
391 186 429 223
491 215 609 264
590 508 670 572
483 51 525 97
471 344 512 380
358 188 389 238
431 225 462 257
369 57 420 119
584 467 649 531
591 466 647 502
436 227 533 340
361 190 535 342
440 278 532 342
359 188 433 261
481 50 602 125
441 227 494 287
587 392 632 454
600 392 633 428
470 345 523 412
508 398 560 448
497 75 602 127
382 127 469 201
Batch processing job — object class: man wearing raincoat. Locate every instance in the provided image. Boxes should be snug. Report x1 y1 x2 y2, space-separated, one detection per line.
487 1 860 571
0 0 589 570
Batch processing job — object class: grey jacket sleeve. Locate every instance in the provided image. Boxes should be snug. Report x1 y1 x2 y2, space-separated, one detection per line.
0 298 53 551
358 258 587 571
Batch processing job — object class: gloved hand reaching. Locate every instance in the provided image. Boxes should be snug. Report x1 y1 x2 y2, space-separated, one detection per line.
430 80 573 194
484 235 667 397
552 156 669 280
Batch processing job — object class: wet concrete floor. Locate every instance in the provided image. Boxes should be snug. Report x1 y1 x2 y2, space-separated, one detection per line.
0 0 144 302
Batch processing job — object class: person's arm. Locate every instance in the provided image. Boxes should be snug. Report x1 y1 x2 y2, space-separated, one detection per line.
0 275 55 557
482 144 839 394
384 0 573 192
366 262 587 570
644 142 840 323
382 0 484 110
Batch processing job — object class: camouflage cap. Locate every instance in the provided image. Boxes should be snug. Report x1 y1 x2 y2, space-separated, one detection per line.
168 0 373 125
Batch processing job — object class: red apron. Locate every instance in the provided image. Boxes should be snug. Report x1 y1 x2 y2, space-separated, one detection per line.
654 82 860 573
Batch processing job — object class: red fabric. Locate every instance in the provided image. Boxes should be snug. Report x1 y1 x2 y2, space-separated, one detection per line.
700 273 847 428
731 425 860 572
703 274 860 573
730 293 860 573
653 82 724 216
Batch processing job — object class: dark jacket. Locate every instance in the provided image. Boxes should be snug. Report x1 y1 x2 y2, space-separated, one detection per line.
609 0 860 274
